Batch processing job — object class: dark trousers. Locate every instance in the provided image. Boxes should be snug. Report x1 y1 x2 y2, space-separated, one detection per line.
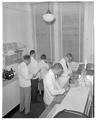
31 78 38 102
45 104 48 109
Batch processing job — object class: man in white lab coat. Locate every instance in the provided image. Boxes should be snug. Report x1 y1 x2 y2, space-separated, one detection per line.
58 53 73 88
28 50 39 103
18 55 33 114
38 54 49 95
43 63 65 106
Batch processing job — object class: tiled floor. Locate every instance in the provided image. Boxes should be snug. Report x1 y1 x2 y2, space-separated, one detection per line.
11 93 45 118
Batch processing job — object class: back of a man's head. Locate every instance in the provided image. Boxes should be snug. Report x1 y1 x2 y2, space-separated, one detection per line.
24 54 30 60
23 54 31 65
30 50 35 56
66 53 73 62
41 54 46 60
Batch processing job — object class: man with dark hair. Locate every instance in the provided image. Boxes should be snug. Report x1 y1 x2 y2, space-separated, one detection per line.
30 50 35 56
66 53 73 63
23 54 30 60
28 50 39 103
18 54 33 114
40 54 46 60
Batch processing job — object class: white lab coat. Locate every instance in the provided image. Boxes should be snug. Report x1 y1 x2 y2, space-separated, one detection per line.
38 60 49 79
43 69 65 105
28 56 39 79
18 62 33 87
59 58 72 76
38 60 49 92
58 58 72 88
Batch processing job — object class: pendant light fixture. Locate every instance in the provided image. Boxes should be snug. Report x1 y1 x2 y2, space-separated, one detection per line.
42 2 56 24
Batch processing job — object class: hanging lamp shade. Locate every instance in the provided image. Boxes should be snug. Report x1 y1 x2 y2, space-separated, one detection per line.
42 3 56 24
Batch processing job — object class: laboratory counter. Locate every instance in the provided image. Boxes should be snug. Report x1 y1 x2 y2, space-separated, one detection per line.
3 75 20 117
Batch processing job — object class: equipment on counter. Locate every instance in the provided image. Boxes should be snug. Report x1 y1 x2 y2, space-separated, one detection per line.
3 68 15 80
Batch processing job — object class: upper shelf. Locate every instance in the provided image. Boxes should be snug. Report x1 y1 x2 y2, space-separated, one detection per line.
3 42 26 66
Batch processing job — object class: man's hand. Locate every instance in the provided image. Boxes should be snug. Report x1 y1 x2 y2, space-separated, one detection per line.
32 74 37 78
68 73 73 77
32 69 41 79
60 88 65 94
65 85 70 92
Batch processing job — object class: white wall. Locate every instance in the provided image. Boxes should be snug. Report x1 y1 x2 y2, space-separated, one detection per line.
53 3 61 61
83 2 94 63
34 3 53 61
3 80 20 116
3 2 94 63
53 2 94 63
53 2 84 62
3 3 35 53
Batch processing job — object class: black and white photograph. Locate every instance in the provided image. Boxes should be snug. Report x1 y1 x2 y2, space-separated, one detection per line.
1 0 95 118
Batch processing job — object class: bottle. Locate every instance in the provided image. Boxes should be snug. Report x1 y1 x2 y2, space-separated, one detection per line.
10 68 14 79
80 67 87 86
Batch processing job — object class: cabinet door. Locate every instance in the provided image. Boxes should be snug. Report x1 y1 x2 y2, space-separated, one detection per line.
3 80 20 116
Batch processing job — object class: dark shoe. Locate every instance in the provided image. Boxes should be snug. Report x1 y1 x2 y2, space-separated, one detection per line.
19 108 24 113
24 111 31 115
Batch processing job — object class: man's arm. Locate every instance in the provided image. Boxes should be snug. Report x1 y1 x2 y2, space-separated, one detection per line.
46 78 65 96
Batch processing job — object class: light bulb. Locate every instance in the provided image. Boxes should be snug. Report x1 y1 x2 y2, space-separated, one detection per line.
42 13 56 24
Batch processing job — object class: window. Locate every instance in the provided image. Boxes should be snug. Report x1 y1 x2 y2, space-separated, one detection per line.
60 3 84 62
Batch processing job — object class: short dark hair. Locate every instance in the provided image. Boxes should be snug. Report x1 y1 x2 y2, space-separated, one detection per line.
66 53 73 61
23 54 30 60
30 50 35 55
41 54 46 60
